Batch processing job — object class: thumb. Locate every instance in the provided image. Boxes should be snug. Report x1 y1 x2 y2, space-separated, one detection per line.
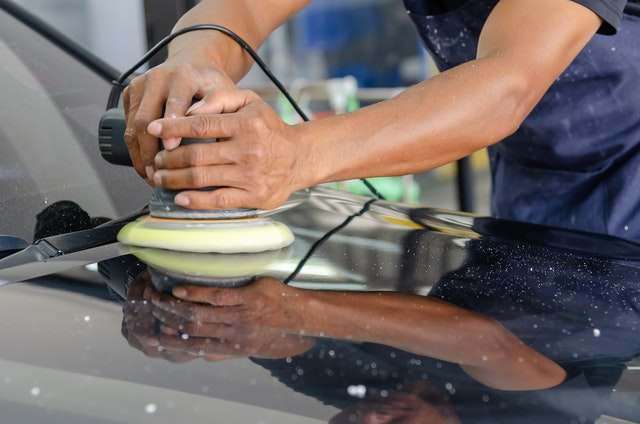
186 89 260 116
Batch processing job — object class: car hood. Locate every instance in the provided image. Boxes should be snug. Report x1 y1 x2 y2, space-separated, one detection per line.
0 187 639 423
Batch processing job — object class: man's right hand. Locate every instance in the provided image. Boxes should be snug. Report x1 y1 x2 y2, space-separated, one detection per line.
122 59 235 182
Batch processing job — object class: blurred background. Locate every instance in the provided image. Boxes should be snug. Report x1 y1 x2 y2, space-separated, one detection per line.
16 0 491 214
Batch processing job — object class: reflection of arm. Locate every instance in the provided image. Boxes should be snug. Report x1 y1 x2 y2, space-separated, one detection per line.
292 290 566 391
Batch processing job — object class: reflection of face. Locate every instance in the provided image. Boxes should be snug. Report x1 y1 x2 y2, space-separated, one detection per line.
330 390 460 424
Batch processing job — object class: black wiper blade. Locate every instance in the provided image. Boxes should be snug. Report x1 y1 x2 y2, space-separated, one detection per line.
0 225 122 268
0 208 146 283
0 236 28 259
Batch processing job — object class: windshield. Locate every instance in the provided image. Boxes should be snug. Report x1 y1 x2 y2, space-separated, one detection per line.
0 7 149 242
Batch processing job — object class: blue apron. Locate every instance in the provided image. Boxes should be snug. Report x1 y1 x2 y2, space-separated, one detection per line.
404 0 640 241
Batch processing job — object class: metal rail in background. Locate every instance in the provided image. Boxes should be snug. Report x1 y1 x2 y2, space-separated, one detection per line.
0 0 121 83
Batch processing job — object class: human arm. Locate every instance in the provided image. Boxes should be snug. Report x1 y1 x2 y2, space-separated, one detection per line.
150 278 566 391
147 0 603 210
123 0 309 180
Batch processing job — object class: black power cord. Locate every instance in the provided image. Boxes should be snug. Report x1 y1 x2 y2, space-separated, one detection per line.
106 24 385 201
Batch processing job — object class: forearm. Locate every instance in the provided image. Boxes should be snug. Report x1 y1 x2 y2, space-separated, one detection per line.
169 0 309 81
290 290 565 390
297 56 531 186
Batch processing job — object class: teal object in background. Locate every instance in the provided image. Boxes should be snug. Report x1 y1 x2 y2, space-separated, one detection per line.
333 177 421 203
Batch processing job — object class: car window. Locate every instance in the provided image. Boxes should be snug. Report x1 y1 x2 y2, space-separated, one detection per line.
0 8 149 242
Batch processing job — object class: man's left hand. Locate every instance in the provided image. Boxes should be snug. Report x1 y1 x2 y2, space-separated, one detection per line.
147 89 314 211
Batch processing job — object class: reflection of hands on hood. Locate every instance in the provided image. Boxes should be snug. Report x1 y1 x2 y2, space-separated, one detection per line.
121 272 314 363
123 268 565 390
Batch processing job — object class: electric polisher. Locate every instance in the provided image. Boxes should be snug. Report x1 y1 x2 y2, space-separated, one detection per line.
126 245 291 290
98 24 382 254
100 108 297 253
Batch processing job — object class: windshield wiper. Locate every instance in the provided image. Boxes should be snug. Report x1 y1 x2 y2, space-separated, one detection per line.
0 208 146 284
0 236 28 259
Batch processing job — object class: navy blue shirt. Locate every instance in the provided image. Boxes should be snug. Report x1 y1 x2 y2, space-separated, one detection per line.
404 0 640 240
576 0 639 33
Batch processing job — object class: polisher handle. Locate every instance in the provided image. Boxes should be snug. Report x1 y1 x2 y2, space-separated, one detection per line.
98 109 132 166
98 109 216 166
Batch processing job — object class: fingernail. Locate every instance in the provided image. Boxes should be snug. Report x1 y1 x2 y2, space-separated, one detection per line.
187 100 205 115
175 194 190 207
164 137 181 150
153 171 163 187
154 152 164 168
145 166 154 181
173 287 187 297
147 121 162 136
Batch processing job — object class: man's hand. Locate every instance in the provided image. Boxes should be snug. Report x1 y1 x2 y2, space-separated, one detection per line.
151 277 307 332
122 277 314 362
147 89 313 211
123 59 235 182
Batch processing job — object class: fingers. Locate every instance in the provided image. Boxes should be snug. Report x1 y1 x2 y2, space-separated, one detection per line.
147 114 238 140
126 272 151 301
150 292 246 325
123 82 146 179
153 308 235 338
153 165 245 190
147 289 203 320
163 76 199 150
154 335 243 359
172 285 244 306
172 188 255 210
186 89 259 116
136 75 168 176
154 142 233 170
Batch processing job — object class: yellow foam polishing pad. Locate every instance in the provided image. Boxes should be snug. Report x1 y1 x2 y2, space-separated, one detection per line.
128 246 288 279
118 216 294 254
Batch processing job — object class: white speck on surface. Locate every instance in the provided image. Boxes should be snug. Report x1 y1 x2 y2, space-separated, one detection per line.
611 46 617 52
145 403 157 414
481 355 488 361
624 225 629 231
30 387 40 397
482 394 490 403
347 385 367 398
593 328 601 337
181 333 189 340
83 315 91 322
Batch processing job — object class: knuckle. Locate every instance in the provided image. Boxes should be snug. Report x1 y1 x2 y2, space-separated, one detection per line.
246 116 267 133
124 128 137 145
166 96 188 107
213 192 233 209
129 75 146 91
242 89 259 101
189 168 207 187
191 117 210 137
254 184 270 201
174 63 195 76
244 143 267 164
133 116 150 133
187 145 207 166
